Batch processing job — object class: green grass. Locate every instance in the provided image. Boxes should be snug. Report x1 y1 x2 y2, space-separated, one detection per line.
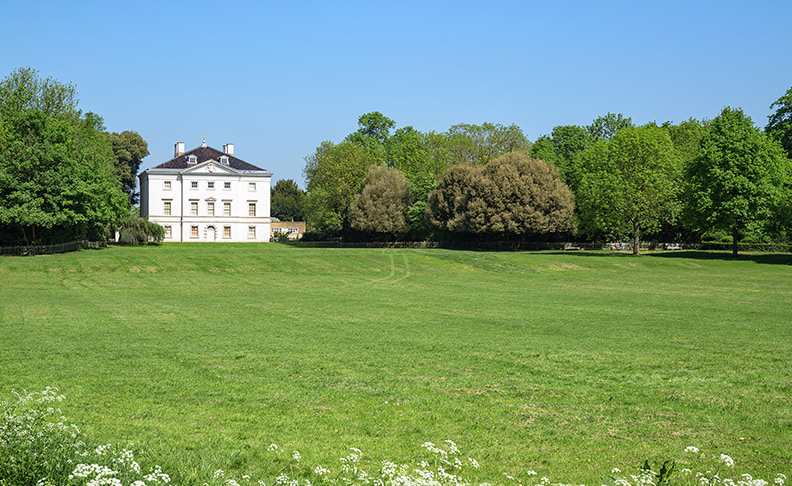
1 244 791 484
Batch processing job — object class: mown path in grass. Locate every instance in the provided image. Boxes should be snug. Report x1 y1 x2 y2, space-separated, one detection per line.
1 245 790 484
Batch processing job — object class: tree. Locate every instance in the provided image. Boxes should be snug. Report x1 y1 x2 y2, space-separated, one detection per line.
587 113 634 141
576 126 680 254
427 153 576 238
355 111 395 144
766 86 792 160
348 165 412 237
446 122 529 165
303 140 383 233
0 67 79 118
106 131 148 206
686 107 790 256
271 179 305 221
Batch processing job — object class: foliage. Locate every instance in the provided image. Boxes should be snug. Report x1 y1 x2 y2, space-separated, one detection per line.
587 112 634 141
106 131 149 206
0 66 79 118
348 165 412 237
428 153 576 237
576 126 680 254
685 107 790 256
271 178 306 221
116 213 164 245
446 122 529 165
766 85 792 160
303 140 383 233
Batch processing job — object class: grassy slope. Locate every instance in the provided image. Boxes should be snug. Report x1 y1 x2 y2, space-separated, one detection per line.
0 244 790 483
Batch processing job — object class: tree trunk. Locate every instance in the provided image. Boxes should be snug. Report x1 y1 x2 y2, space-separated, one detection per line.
633 221 640 256
732 226 739 258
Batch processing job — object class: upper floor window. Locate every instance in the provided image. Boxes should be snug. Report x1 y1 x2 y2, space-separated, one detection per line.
187 155 198 165
207 181 215 189
224 182 231 190
207 201 215 216
191 181 198 189
190 201 198 216
223 201 231 216
248 182 256 191
163 181 171 191
163 201 172 216
248 202 256 217
219 156 229 165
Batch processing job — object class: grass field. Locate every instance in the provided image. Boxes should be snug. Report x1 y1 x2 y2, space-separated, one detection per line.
1 244 791 484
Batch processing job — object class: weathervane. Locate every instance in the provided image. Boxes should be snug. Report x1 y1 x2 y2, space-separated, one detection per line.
201 135 206 147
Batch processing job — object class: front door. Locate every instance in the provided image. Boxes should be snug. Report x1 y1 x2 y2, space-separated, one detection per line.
206 226 216 241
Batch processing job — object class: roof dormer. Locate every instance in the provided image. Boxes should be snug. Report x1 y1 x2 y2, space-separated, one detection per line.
219 155 230 165
186 155 198 165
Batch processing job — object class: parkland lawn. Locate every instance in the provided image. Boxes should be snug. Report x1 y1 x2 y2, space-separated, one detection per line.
1 244 790 484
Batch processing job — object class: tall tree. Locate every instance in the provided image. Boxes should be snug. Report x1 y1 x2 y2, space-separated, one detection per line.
686 107 790 256
576 126 680 254
766 86 792 160
271 179 305 221
348 165 412 237
303 140 382 233
106 131 148 206
446 122 529 165
0 67 79 117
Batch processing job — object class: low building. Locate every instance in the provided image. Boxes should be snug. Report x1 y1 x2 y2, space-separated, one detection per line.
139 140 273 242
270 220 306 240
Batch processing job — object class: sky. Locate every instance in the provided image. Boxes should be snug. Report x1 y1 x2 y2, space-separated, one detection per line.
2 1 791 188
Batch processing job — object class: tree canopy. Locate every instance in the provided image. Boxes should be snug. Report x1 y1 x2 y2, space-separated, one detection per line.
271 179 306 222
686 107 790 256
576 126 680 254
348 165 412 237
766 85 792 160
0 68 128 245
107 130 148 206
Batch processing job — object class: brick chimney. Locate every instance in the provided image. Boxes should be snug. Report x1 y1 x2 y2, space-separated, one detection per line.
174 142 185 156
223 143 234 156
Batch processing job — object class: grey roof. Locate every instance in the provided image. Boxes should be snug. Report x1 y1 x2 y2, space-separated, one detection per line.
151 146 267 172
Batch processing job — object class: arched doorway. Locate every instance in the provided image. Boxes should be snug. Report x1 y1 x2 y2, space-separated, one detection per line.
206 225 216 242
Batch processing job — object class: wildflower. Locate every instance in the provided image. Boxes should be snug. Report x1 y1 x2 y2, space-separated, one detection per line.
611 468 621 475
721 454 735 467
527 470 538 476
468 457 480 469
293 451 301 462
314 465 330 476
685 446 700 453
267 443 280 452
214 470 225 479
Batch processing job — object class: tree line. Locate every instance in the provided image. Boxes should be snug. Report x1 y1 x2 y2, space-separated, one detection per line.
0 68 161 246
299 97 792 255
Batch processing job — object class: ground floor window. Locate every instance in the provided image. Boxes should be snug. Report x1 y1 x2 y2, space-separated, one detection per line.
164 225 172 238
248 226 256 239
223 226 232 238
191 225 199 238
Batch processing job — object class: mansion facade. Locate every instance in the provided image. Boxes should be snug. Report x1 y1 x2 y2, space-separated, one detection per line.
139 141 273 242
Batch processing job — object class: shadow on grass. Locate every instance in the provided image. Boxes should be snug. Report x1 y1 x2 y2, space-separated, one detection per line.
644 250 792 265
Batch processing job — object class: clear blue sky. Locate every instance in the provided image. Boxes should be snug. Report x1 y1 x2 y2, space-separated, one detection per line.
3 1 791 188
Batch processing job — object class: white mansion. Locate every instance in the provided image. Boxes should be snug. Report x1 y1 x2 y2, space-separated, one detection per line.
139 140 273 242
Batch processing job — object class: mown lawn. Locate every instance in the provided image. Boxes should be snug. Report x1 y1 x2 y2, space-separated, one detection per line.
1 244 790 484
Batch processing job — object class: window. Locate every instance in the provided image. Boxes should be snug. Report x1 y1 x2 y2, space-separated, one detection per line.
248 182 256 191
163 181 171 191
190 201 198 216
223 202 231 216
190 225 199 238
248 202 256 216
207 201 215 216
248 226 256 239
223 226 231 238
219 156 229 165
224 182 231 190
163 201 171 216
187 155 198 165
207 181 214 189
164 225 172 238
191 181 198 189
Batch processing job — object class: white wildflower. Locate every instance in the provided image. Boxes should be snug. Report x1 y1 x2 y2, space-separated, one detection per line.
267 443 280 452
293 451 301 462
527 470 538 476
611 468 621 475
214 470 225 479
314 465 330 476
720 454 735 467
685 446 700 453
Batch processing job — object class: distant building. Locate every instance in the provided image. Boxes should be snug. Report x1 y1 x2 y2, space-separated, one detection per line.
139 140 273 242
270 220 306 240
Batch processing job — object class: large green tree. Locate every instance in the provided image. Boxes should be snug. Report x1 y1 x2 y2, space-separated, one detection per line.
0 68 127 245
576 126 680 254
271 179 305 221
303 140 383 233
686 107 790 256
348 165 412 237
427 153 575 238
446 122 529 165
587 113 634 141
766 86 792 160
106 130 148 206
